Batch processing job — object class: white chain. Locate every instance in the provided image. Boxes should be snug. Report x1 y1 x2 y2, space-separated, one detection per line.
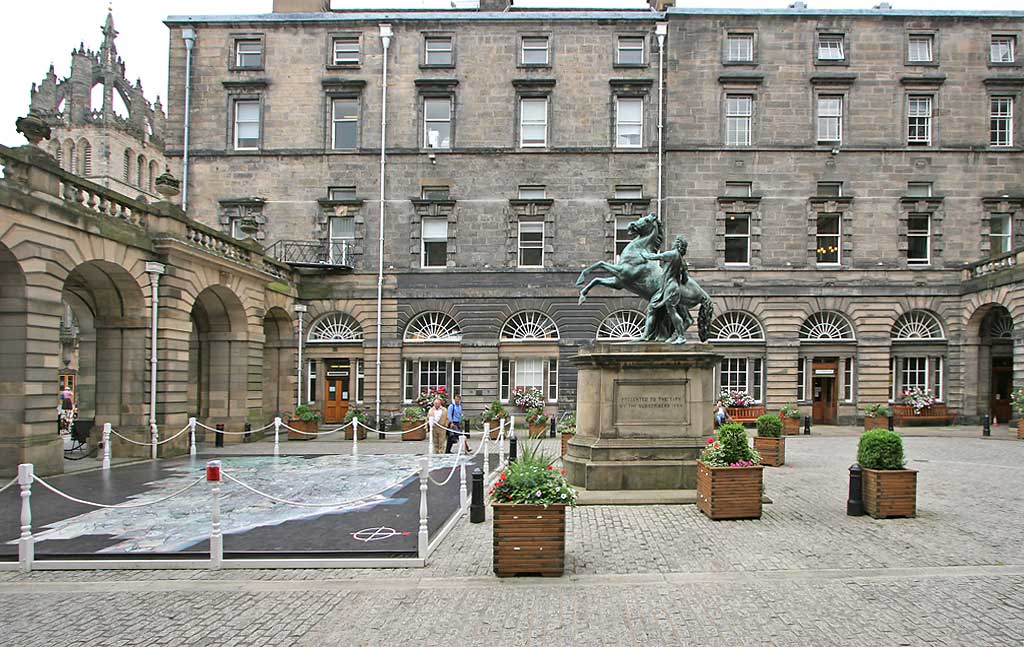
33 474 205 509
221 471 402 509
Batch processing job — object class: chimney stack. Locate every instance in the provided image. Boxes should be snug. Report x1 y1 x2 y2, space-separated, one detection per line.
273 0 328 12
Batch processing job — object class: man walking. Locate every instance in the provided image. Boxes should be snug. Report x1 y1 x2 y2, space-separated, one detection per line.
445 394 468 453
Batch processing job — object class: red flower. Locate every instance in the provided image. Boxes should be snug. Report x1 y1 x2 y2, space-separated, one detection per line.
560 469 566 475
547 465 553 470
706 437 714 444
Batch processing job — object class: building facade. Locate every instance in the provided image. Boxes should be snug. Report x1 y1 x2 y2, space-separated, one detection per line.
162 1 1024 425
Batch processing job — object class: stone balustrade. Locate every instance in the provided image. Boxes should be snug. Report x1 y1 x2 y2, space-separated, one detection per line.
966 249 1020 279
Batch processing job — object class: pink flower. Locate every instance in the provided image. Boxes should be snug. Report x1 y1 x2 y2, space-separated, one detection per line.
707 437 714 444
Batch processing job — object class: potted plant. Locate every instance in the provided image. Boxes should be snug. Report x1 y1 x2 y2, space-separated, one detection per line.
857 428 916 519
753 414 784 466
287 404 320 441
512 386 545 411
558 412 576 457
343 407 368 440
696 422 763 520
779 404 802 435
400 406 427 441
482 399 509 440
1012 389 1024 440
900 387 937 415
526 408 548 438
490 439 576 577
863 404 891 432
719 389 766 424
415 386 449 411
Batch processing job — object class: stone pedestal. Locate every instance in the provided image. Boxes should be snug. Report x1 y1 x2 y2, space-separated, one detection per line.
564 342 721 496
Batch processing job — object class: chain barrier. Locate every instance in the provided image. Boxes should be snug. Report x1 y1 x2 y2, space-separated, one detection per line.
107 423 192 447
32 474 205 509
0 476 18 496
427 442 466 487
220 470 403 509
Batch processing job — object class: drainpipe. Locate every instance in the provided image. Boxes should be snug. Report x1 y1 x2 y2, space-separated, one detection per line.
295 304 307 408
655 22 668 222
375 23 393 428
181 27 196 212
146 262 165 451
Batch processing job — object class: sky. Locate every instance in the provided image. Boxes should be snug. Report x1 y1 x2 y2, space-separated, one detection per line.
1 0 1021 147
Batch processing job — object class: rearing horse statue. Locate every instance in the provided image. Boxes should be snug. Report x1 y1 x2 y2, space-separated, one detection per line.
576 213 713 343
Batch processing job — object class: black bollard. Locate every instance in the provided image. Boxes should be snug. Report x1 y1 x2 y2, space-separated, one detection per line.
378 417 386 440
846 464 864 516
803 415 811 435
470 468 485 523
509 433 518 462
215 423 225 448
550 416 557 438
244 422 252 443
983 414 991 437
887 415 894 431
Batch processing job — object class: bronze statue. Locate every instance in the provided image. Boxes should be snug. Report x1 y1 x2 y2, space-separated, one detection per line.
576 213 712 343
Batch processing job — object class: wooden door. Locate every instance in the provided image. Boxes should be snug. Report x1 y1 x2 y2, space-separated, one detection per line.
811 358 838 424
990 355 1013 423
323 359 351 423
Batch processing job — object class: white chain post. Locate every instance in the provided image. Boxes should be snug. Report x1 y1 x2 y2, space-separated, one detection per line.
418 456 429 560
17 464 33 573
427 420 434 462
189 418 197 457
102 423 112 471
207 460 223 570
510 415 516 442
273 417 281 457
351 418 358 457
483 421 490 449
459 460 467 510
150 423 159 460
483 431 490 477
498 422 506 469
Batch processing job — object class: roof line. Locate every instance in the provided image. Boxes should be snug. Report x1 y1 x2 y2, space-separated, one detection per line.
667 7 1024 17
164 10 662 24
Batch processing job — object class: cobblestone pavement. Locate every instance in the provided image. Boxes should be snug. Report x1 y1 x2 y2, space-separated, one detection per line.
2 433 1023 646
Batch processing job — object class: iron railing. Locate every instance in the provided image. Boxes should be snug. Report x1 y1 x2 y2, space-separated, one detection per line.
266 240 355 269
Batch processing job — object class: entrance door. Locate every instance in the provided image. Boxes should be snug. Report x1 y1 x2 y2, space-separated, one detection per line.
323 359 351 424
991 355 1013 423
812 358 838 425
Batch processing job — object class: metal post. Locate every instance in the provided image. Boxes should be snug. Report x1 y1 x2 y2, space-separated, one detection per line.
803 415 811 435
887 415 895 431
146 262 164 454
207 460 222 569
549 416 556 438
470 467 485 523
150 423 158 460
378 416 386 440
352 418 359 456
459 460 467 509
846 463 864 516
18 463 33 573
509 432 518 463
189 417 197 457
273 417 281 457
244 422 252 443
983 414 991 437
215 423 224 448
102 423 112 471
417 456 428 559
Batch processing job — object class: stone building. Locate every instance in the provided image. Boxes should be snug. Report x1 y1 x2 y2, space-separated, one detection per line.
158 0 1023 426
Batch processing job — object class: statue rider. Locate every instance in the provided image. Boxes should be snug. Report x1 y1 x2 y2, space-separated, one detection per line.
640 234 690 344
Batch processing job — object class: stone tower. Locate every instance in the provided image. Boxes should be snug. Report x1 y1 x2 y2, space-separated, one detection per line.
28 9 167 201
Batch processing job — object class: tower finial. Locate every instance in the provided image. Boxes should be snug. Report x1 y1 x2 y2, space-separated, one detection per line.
100 4 119 65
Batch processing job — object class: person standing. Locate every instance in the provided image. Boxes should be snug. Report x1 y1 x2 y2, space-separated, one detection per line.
714 400 729 428
428 397 448 454
445 394 469 454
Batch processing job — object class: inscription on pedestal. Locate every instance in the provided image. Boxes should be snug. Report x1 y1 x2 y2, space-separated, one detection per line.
614 380 689 427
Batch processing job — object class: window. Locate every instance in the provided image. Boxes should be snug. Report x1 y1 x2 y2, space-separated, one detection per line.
724 181 752 197
329 215 355 264
726 34 754 62
889 357 896 402
725 95 753 146
797 357 807 401
356 359 365 404
307 359 317 404
906 182 933 197
233 100 260 150
402 359 462 404
901 357 928 393
843 357 854 402
518 185 547 200
990 213 1012 255
615 217 635 260
423 97 452 149
817 181 842 197
500 359 511 402
990 97 1014 147
548 359 558 402
421 217 448 268
452 360 462 396
522 37 549 65
420 360 447 393
234 39 262 68
615 185 643 199
516 358 545 390
518 219 544 267
932 357 943 400
817 34 845 61
907 35 933 63
422 186 450 200
230 217 247 240
816 96 843 143
724 213 750 265
331 98 358 150
332 37 360 65
719 357 764 402
404 361 415 403
907 95 932 145
520 98 548 147
425 37 453 66
617 36 645 65
991 36 1016 63
907 214 931 265
816 213 841 265
329 186 358 201
616 97 643 148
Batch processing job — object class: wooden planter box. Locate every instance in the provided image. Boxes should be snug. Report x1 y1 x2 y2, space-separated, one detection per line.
892 404 954 426
864 415 888 432
287 419 317 441
727 405 766 425
560 432 575 456
862 468 917 519
401 420 426 441
1017 420 1024 440
696 461 763 520
528 422 547 438
753 435 785 466
493 503 565 577
781 416 801 435
484 419 507 440
344 425 368 440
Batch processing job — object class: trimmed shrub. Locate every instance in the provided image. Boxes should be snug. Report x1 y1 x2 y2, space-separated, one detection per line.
755 414 783 438
701 422 761 467
857 428 905 470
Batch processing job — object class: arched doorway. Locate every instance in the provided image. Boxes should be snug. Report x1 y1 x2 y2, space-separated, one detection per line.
967 304 1015 423
262 307 294 420
306 312 364 425
0 243 36 475
188 286 249 435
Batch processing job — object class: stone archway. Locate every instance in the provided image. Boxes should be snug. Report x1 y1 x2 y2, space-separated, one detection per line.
188 286 249 434
965 303 1015 423
0 243 36 475
262 307 294 420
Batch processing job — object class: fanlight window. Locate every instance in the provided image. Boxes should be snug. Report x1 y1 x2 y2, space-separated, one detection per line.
501 311 559 341
308 313 363 343
597 310 645 340
892 311 944 340
800 311 855 341
404 311 462 342
710 312 765 342
983 309 1014 339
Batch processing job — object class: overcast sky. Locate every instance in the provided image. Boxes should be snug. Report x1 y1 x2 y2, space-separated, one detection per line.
1 0 1021 146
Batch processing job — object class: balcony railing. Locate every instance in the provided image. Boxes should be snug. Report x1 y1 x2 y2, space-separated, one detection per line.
965 247 1021 280
266 240 355 269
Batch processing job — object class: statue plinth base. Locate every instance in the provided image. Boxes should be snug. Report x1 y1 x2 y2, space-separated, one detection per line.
564 342 721 497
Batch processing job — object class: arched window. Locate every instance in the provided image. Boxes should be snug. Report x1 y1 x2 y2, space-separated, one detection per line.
710 311 765 342
79 139 92 176
404 311 462 342
983 309 1014 339
307 313 363 344
123 148 133 182
63 140 76 173
149 161 159 192
892 310 944 340
597 310 645 341
52 140 62 167
800 311 855 341
500 311 559 341
137 154 145 187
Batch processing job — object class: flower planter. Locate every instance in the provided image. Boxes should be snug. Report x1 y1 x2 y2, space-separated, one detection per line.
344 425 367 440
484 419 506 440
560 432 575 456
401 420 426 441
864 415 888 432
1018 419 1024 440
752 436 785 466
492 503 565 577
696 461 763 520
782 416 801 435
528 422 547 438
862 468 917 519
287 419 317 441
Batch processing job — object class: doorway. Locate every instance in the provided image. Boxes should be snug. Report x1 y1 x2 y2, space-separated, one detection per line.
812 357 838 425
991 355 1013 423
323 359 351 424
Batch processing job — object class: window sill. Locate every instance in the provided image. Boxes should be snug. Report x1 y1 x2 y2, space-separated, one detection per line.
905 61 939 67
814 60 849 66
326 63 362 70
724 263 751 268
988 62 1022 68
613 63 649 69
420 63 455 70
228 65 265 72
722 60 759 67
517 63 552 69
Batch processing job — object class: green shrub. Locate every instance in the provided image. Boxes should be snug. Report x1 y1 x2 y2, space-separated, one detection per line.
526 407 548 426
401 406 425 423
700 422 761 467
1012 388 1024 416
557 412 577 435
863 404 891 417
857 428 905 470
343 407 368 425
482 399 508 421
489 438 576 506
290 404 320 423
755 414 783 438
779 404 801 419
